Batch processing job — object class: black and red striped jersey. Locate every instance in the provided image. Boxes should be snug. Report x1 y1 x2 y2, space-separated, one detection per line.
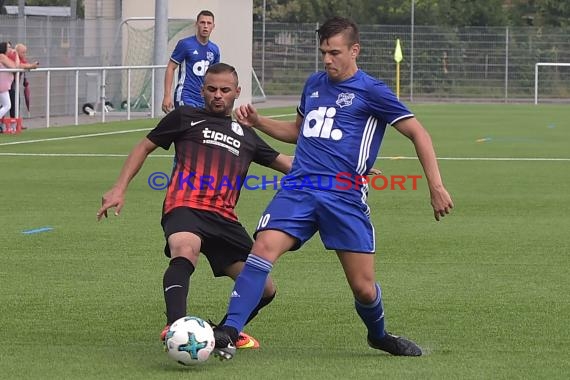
147 106 280 221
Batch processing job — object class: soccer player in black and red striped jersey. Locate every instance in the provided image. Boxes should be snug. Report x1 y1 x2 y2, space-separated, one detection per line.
97 63 292 350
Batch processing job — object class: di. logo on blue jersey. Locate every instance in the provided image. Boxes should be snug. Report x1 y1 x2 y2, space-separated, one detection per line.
192 59 211 77
302 106 343 140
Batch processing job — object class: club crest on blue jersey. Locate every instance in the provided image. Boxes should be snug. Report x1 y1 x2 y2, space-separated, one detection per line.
336 93 355 108
207 51 214 61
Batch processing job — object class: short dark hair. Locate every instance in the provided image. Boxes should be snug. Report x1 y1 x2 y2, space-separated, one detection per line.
205 62 239 82
0 41 8 54
317 16 360 46
197 10 214 21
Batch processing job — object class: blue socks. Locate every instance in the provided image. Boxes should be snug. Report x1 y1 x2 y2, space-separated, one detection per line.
224 254 273 333
355 283 386 339
225 258 383 341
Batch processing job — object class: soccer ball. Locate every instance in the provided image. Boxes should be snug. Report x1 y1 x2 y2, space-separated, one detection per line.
164 316 215 365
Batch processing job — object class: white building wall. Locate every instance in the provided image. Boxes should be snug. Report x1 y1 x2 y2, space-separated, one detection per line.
83 0 120 58
121 0 253 106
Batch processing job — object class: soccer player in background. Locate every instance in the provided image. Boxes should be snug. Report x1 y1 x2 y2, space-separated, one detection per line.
212 17 454 359
98 63 292 350
161 10 220 113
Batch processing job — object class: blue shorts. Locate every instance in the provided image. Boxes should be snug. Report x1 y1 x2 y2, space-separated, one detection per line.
254 189 375 253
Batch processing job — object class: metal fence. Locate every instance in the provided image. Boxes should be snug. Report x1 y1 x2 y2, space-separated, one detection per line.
253 22 570 102
1 14 124 119
0 65 166 128
1 15 570 123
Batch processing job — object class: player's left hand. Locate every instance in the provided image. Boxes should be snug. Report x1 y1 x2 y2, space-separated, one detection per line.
367 167 382 175
234 104 259 128
430 186 453 221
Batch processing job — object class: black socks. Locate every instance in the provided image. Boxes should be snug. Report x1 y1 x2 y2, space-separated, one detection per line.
163 256 195 324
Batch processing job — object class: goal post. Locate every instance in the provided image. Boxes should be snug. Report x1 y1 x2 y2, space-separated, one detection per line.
534 62 570 105
252 68 266 103
116 16 267 109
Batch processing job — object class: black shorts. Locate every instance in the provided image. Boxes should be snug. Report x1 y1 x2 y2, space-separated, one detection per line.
161 207 253 277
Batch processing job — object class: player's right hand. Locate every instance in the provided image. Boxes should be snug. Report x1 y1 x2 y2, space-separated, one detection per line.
97 188 125 221
162 96 174 114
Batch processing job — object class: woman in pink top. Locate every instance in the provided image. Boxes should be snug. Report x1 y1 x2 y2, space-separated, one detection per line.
0 41 19 121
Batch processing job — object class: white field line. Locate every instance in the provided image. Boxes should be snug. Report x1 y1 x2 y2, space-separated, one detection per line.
0 113 296 148
382 156 570 161
0 114 568 161
0 152 569 161
267 113 296 118
0 113 296 146
0 128 152 147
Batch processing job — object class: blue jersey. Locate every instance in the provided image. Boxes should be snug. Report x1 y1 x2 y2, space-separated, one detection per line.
290 69 414 200
170 36 221 108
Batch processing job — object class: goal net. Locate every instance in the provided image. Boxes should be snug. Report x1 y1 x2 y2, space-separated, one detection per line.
534 63 570 104
121 18 195 110
120 18 267 109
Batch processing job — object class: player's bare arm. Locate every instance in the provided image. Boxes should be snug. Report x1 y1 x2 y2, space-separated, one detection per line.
393 117 454 221
97 138 158 221
268 154 293 174
235 104 301 144
162 60 179 113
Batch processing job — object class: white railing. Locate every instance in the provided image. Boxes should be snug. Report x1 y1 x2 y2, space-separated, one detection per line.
0 65 166 127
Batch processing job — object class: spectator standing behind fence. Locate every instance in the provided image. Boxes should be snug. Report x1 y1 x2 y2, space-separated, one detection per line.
0 41 19 132
161 10 220 113
8 43 39 118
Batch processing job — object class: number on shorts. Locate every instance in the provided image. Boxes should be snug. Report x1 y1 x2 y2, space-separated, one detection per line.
257 213 271 230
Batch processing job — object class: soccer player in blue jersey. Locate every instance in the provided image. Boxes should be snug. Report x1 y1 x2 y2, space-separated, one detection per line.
212 17 454 360
162 10 221 113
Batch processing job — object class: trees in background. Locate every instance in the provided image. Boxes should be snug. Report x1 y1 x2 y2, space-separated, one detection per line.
2 0 568 27
2 0 83 18
253 0 570 27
